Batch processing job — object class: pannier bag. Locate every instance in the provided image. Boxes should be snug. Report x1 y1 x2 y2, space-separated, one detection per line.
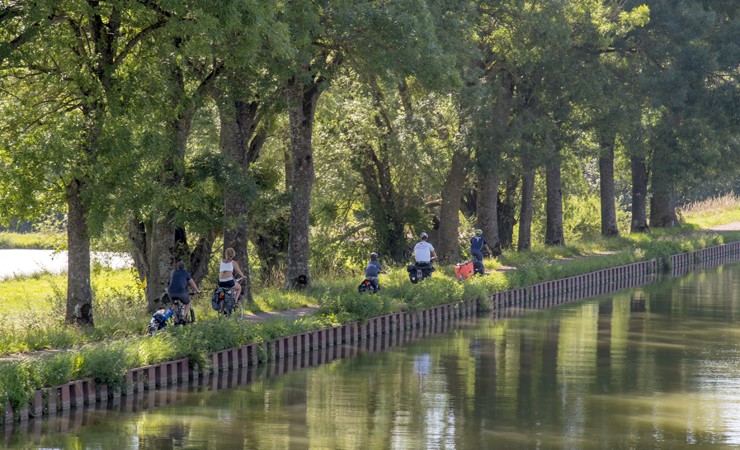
212 287 234 311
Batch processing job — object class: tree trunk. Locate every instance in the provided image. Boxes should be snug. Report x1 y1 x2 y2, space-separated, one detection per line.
477 171 501 256
517 158 535 251
498 174 518 249
285 75 320 289
127 218 148 282
131 215 213 300
545 159 564 246
65 179 93 326
189 233 215 286
251 138 291 280
146 210 176 312
437 148 469 262
474 71 512 258
630 156 649 232
145 101 195 311
253 221 289 280
218 96 265 304
598 132 619 237
143 53 219 311
174 226 190 264
649 184 679 228
649 112 681 229
355 144 407 262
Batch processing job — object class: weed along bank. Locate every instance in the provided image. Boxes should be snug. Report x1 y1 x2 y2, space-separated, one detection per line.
3 241 740 427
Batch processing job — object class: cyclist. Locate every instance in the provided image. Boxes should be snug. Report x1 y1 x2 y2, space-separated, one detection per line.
365 252 386 291
219 247 246 307
470 229 492 264
167 260 200 322
413 232 438 267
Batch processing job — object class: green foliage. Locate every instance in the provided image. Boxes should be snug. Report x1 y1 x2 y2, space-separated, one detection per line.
0 0 738 416
562 194 631 241
35 353 75 389
0 361 39 411
319 292 393 323
78 344 129 387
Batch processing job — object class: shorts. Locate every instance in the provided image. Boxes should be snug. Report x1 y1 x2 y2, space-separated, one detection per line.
168 291 191 304
218 279 236 288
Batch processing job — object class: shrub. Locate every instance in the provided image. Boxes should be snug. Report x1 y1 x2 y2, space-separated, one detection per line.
79 344 129 387
0 361 39 411
36 353 75 388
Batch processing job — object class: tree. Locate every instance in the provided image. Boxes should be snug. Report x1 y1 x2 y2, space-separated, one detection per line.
210 2 288 302
629 0 738 228
282 0 464 282
122 0 277 310
0 0 167 325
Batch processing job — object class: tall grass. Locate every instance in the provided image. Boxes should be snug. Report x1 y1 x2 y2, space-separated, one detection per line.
679 193 740 228
680 193 739 215
0 269 149 355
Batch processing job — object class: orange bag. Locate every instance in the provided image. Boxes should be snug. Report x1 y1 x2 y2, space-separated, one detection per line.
455 261 474 280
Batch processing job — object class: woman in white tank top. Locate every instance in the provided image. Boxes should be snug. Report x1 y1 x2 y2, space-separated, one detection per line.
219 247 245 302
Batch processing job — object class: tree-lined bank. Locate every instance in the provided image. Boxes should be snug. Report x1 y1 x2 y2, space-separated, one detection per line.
0 1 737 325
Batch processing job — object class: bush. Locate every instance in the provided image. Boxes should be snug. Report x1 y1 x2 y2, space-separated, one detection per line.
0 361 39 411
79 344 129 387
36 353 75 388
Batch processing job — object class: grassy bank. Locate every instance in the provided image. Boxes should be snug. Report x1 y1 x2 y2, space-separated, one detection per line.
0 232 64 250
1 209 740 413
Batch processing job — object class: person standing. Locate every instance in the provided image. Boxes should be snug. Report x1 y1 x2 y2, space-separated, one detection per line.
470 229 492 274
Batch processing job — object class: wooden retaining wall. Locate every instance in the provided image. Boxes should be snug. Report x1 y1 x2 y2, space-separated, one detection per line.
490 240 740 319
3 240 740 426
3 317 465 437
2 300 478 426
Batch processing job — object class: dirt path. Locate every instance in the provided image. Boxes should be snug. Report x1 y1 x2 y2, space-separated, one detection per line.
708 222 740 231
240 306 319 323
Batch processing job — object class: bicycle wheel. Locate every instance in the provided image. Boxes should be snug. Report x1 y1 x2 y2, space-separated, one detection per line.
186 307 196 324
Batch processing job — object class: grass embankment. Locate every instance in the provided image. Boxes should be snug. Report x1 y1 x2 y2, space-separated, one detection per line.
1 202 739 413
0 232 63 250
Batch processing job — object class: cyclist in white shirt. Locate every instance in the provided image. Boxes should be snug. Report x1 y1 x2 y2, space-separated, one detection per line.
219 247 246 304
413 232 438 265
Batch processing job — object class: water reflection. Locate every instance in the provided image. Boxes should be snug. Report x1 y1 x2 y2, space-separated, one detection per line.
6 263 740 449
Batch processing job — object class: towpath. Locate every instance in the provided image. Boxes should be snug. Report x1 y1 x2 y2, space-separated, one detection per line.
214 220 740 324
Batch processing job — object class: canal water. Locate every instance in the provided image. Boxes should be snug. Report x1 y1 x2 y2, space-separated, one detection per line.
6 263 740 449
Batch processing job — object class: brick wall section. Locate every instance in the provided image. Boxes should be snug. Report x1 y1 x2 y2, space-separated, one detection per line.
3 241 740 425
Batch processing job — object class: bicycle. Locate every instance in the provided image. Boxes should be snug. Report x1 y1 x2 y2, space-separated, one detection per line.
211 277 243 318
171 295 196 325
147 291 197 335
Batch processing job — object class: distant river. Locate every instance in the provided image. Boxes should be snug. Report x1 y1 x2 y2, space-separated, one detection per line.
0 249 132 279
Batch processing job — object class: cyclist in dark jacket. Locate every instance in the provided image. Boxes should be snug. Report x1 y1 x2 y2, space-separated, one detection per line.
365 252 386 290
167 261 200 321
